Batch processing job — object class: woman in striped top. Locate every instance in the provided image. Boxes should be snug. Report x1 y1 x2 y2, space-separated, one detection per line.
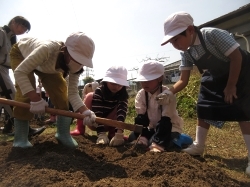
81 66 129 146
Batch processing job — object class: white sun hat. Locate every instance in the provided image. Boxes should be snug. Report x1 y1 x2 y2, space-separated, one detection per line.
102 66 129 87
135 60 164 81
65 32 95 68
161 11 193 46
91 81 99 91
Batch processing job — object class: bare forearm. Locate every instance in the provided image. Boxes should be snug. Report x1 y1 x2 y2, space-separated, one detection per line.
169 70 190 94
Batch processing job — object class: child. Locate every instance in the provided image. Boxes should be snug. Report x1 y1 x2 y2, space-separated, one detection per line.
129 60 192 152
160 11 250 174
77 65 129 146
81 81 99 100
70 81 99 135
10 32 96 148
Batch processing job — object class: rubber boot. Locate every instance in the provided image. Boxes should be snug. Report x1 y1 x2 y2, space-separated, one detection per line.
182 126 207 156
70 119 85 136
45 114 56 124
13 119 32 148
28 126 46 137
55 115 78 148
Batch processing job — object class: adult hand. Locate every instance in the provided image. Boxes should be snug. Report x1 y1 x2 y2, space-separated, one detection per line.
30 99 48 115
156 89 173 105
109 132 124 146
82 110 97 127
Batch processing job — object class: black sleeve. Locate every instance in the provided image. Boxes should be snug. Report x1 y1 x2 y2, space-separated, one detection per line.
134 114 154 139
151 116 172 149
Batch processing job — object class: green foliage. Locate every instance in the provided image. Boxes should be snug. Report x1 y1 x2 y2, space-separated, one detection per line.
83 76 94 85
125 97 137 124
176 71 200 118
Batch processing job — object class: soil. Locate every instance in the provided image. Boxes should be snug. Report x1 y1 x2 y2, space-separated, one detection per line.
0 124 249 187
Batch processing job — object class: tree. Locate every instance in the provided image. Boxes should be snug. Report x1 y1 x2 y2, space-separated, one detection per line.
83 76 94 85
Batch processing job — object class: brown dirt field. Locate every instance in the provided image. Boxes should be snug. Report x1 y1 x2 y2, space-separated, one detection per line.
1 125 250 187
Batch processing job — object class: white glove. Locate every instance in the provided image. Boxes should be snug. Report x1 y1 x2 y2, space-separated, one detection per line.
96 132 109 145
156 90 173 105
131 136 148 146
82 110 97 127
30 99 48 115
109 133 124 146
149 142 164 152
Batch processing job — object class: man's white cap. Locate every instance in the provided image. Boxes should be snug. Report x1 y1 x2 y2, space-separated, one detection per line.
102 66 129 87
135 60 164 81
65 32 95 68
161 11 193 46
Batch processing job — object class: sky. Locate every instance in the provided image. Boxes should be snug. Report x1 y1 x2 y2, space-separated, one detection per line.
1 0 249 82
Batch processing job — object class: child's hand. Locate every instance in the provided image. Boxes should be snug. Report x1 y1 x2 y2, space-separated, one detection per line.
223 85 237 104
156 90 173 105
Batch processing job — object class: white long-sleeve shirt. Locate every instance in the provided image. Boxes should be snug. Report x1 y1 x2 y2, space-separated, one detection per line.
135 86 183 133
14 37 84 111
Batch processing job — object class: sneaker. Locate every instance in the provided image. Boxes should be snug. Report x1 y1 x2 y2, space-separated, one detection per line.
182 142 204 156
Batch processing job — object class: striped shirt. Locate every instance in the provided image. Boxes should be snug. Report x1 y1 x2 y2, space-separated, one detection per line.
179 27 240 71
14 37 84 111
91 86 128 124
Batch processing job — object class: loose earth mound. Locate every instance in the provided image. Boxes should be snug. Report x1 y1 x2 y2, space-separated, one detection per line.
0 128 247 187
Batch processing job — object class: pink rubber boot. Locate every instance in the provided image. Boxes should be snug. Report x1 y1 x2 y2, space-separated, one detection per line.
70 119 85 136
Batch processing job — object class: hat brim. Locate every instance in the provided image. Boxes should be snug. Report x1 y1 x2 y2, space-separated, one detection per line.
68 49 93 68
135 74 162 82
102 77 129 87
161 27 188 46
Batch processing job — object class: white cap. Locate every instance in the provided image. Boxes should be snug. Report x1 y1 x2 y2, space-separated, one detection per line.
135 60 164 81
161 11 193 46
102 66 129 87
65 32 95 68
91 81 99 91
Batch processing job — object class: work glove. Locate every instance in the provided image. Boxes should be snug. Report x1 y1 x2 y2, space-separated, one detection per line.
156 89 174 105
109 132 124 146
30 99 48 115
96 132 109 145
149 142 164 152
82 110 97 127
131 136 148 146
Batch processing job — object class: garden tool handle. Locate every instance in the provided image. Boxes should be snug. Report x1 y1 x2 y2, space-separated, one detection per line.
0 98 143 133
